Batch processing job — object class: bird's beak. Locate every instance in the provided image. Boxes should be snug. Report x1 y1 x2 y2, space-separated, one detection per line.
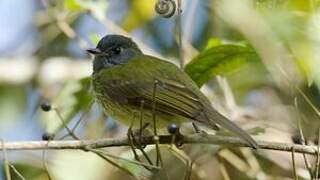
86 48 102 55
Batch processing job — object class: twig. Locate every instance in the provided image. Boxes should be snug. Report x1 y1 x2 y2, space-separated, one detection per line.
71 100 94 132
137 101 154 166
56 20 88 49
54 108 79 140
1 134 320 155
295 97 314 178
291 147 298 180
176 0 184 68
1 139 11 180
127 113 155 171
42 142 53 180
91 149 160 170
84 148 136 178
315 128 320 179
152 80 163 167
279 67 320 117
9 165 26 180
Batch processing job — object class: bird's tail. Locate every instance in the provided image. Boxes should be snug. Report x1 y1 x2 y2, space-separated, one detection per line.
207 110 259 149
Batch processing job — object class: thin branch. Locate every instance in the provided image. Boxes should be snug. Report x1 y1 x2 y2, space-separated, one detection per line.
71 100 94 132
176 0 184 68
0 134 320 155
84 148 136 178
315 128 320 179
291 147 298 180
54 108 79 140
42 142 53 180
1 139 11 180
295 97 314 178
9 165 26 180
91 149 160 170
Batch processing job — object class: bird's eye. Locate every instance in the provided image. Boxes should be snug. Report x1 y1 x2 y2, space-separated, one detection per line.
113 47 123 54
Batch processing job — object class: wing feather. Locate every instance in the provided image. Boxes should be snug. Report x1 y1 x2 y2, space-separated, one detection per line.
102 78 204 120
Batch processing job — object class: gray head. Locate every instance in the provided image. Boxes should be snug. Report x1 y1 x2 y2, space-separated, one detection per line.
87 35 143 74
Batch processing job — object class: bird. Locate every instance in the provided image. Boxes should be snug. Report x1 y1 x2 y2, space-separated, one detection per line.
87 34 258 149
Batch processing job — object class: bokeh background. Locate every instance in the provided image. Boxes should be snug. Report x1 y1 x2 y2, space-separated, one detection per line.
1 0 320 179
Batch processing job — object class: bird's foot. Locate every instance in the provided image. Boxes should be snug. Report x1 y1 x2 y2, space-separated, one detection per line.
127 123 150 149
127 123 155 169
127 126 141 161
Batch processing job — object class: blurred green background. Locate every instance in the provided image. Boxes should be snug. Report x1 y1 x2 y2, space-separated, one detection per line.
1 0 320 179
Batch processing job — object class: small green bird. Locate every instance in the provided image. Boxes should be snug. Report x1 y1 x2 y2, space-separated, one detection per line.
88 35 258 149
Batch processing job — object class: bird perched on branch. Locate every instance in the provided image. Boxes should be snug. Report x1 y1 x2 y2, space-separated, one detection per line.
88 34 258 149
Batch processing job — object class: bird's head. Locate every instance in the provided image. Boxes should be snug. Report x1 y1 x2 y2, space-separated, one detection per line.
87 35 142 74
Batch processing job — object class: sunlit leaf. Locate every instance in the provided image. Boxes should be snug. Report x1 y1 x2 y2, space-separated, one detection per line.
185 44 261 87
64 0 83 11
204 38 222 50
122 0 157 31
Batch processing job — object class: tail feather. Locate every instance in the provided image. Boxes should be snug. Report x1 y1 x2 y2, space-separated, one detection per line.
207 110 259 149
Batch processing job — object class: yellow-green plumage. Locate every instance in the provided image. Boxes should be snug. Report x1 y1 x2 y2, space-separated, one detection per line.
89 34 258 149
93 56 207 129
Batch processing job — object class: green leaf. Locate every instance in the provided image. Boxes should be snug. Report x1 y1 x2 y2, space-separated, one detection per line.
185 44 260 87
64 0 83 11
122 0 156 31
204 38 221 50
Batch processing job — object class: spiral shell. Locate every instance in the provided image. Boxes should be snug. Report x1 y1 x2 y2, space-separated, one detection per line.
154 0 176 18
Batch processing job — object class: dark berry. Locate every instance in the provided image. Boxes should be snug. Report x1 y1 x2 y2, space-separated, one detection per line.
40 101 51 112
291 134 303 144
42 133 54 141
167 123 180 134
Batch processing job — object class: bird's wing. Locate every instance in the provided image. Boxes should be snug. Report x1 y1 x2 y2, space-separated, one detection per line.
102 77 206 120
94 56 209 122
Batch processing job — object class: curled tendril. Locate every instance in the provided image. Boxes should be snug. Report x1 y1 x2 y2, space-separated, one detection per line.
154 0 176 18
